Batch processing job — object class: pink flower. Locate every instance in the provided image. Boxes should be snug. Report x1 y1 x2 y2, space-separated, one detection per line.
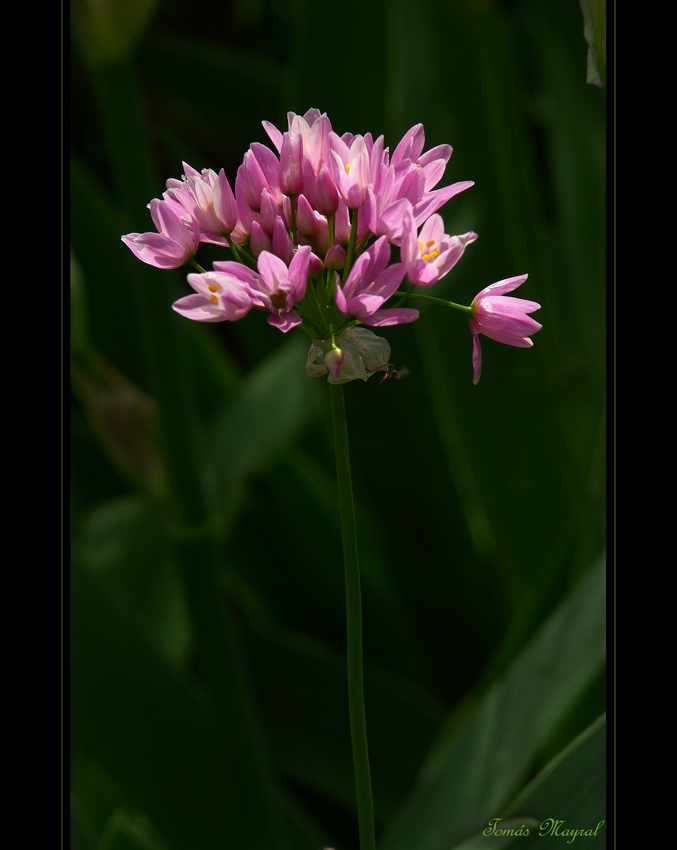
240 144 283 212
121 199 199 269
469 275 542 384
334 236 418 327
363 125 474 245
263 110 336 210
400 207 477 286
249 246 312 332
279 132 304 196
329 133 371 209
172 262 257 322
163 163 237 245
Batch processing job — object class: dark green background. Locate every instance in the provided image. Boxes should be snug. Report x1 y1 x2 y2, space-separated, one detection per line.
70 1 607 847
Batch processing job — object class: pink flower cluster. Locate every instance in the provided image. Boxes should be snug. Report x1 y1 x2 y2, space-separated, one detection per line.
122 108 541 382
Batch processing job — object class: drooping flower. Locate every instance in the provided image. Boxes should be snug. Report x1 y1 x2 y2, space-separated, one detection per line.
469 275 542 384
121 199 200 269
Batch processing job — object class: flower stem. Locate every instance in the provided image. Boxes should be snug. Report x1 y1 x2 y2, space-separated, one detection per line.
225 234 257 267
393 290 473 313
342 210 360 286
188 258 208 274
329 383 376 850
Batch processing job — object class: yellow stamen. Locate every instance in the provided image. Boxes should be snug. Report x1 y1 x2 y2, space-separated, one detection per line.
208 284 218 292
425 240 435 248
418 240 424 252
345 163 351 174
210 294 218 304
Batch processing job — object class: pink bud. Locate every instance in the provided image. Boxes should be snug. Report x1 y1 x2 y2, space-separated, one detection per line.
259 189 279 236
308 252 325 278
325 346 344 379
296 194 318 237
325 245 346 269
212 169 238 233
272 216 294 265
314 163 339 215
250 220 273 256
279 132 304 196
241 150 267 212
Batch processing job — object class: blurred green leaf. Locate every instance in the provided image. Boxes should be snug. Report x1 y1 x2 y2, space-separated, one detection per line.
99 810 169 850
446 714 606 850
245 627 446 824
71 358 168 499
579 0 606 88
71 561 247 850
72 0 161 67
74 495 192 666
208 334 325 528
497 714 606 849
379 555 605 850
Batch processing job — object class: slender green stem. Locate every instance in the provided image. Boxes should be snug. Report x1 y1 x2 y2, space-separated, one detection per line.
342 209 360 285
289 195 297 242
393 290 473 313
392 280 414 308
225 234 257 266
188 258 208 274
329 383 376 850
328 212 335 248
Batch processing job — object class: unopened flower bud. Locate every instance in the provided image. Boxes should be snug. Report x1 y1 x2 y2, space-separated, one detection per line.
324 245 346 269
296 194 319 237
308 251 325 278
272 216 294 265
241 149 267 212
249 220 273 256
325 345 344 379
315 163 339 215
279 132 304 196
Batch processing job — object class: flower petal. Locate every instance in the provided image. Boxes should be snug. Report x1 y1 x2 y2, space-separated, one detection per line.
471 327 483 384
361 307 420 326
172 294 227 322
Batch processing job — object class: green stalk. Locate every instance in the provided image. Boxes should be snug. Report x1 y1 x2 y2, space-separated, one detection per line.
329 383 376 850
394 290 473 313
342 209 360 285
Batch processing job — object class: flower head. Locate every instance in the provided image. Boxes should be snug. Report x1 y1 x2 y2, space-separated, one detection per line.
122 110 542 384
469 275 542 384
